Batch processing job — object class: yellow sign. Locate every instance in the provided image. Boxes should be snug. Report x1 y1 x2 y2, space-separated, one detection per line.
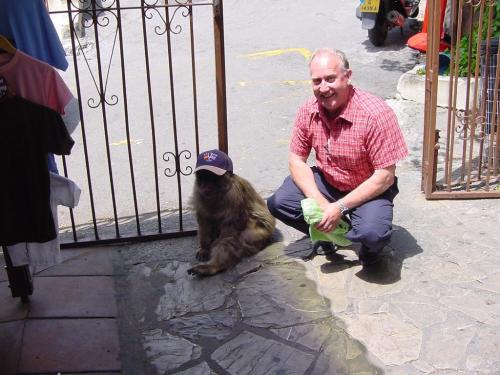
360 0 380 13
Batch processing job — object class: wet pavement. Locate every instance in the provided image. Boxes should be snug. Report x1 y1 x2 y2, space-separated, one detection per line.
2 100 500 374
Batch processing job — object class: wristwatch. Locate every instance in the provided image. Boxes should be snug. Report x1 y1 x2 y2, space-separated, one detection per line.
336 199 350 215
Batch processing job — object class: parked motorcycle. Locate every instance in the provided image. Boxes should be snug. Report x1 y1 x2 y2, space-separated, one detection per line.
356 0 420 46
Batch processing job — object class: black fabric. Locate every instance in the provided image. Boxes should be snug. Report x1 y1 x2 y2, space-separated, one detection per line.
0 96 74 245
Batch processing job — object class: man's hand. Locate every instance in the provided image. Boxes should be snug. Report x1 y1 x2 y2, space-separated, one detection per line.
315 202 342 233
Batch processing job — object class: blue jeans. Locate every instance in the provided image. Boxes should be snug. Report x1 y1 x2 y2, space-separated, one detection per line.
267 167 399 254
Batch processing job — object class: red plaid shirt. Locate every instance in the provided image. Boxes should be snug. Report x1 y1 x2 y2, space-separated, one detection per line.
290 87 408 192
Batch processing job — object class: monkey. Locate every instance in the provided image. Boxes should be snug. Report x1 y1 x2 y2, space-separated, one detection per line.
187 150 276 276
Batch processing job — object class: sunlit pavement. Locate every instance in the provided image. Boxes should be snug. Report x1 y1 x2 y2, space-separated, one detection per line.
2 98 499 374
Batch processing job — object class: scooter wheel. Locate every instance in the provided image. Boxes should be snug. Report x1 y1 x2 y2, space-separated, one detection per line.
368 6 388 47
368 21 388 46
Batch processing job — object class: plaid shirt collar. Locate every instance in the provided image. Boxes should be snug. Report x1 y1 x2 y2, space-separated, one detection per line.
309 85 356 126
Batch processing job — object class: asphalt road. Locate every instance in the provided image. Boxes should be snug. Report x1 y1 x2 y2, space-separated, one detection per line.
222 0 421 193
56 0 421 238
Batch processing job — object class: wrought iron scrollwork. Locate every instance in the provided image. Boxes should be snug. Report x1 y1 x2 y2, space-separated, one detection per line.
455 111 488 140
465 0 495 7
87 93 119 108
455 110 470 136
69 0 116 27
475 115 487 140
162 150 193 177
143 0 192 35
69 0 116 11
68 0 120 109
465 0 481 7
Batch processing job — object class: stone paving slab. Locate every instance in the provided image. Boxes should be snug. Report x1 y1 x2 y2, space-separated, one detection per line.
211 331 315 374
1 98 499 374
111 98 500 375
19 318 121 374
38 247 119 276
0 281 29 322
116 238 385 375
0 247 123 375
0 320 24 375
28 276 117 318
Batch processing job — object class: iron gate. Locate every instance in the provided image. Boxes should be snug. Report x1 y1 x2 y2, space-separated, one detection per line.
47 0 227 247
422 0 500 199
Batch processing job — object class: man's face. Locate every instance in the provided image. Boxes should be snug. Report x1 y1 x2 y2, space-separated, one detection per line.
310 53 352 114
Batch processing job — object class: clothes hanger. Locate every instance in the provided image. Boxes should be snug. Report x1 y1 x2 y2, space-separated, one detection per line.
0 76 15 101
0 35 16 54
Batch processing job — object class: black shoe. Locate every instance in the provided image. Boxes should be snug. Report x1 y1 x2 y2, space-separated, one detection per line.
313 241 339 256
358 246 383 266
302 241 339 261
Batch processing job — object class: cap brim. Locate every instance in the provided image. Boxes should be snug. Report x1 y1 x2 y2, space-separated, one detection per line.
194 165 227 176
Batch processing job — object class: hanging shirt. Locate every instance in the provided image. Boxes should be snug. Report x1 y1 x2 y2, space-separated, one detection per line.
0 50 80 173
7 173 81 272
0 0 68 71
0 96 74 246
0 50 74 119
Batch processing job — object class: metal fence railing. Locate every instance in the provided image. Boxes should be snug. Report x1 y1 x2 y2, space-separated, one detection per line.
47 0 227 246
422 0 500 199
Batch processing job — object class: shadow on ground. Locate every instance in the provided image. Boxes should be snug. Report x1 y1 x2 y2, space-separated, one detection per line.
58 209 198 247
281 225 422 285
112 231 387 374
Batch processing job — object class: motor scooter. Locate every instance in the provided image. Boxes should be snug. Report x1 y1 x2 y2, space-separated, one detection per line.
356 0 420 46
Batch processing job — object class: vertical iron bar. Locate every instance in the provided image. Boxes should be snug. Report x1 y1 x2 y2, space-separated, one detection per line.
492 43 500 176
445 0 463 190
115 0 141 235
423 0 441 197
213 0 228 153
460 3 475 182
189 1 200 156
141 1 163 233
478 6 494 182
91 0 120 236
165 3 184 231
66 0 99 240
61 155 78 242
466 2 485 190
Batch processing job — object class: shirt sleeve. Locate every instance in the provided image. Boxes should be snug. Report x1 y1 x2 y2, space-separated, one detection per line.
40 105 75 156
365 107 409 169
45 68 74 115
289 105 312 157
61 97 81 135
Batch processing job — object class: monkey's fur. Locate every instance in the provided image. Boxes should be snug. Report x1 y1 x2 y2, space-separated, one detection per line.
187 170 276 276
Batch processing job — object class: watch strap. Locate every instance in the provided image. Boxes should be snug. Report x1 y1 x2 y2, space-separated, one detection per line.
336 199 350 215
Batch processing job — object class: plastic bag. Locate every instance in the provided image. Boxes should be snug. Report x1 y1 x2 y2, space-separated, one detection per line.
300 198 352 246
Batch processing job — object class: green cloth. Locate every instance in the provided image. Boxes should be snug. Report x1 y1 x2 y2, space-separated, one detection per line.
300 198 352 246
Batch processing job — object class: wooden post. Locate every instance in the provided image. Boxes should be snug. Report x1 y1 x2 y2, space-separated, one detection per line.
213 0 228 154
422 0 442 198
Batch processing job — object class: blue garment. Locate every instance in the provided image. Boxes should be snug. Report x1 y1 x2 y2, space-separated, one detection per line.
47 154 59 174
0 0 68 71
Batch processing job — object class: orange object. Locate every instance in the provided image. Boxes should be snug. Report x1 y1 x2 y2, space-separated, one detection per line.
407 0 449 52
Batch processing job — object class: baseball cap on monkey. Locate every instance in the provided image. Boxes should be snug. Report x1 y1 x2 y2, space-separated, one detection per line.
195 149 233 176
